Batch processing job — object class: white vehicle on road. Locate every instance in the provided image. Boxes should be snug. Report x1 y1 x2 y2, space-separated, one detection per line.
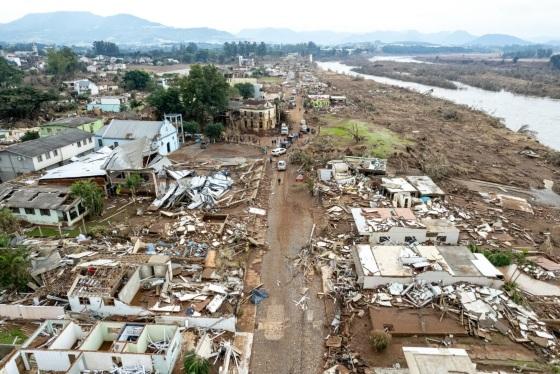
277 160 287 171
271 147 287 156
280 123 289 135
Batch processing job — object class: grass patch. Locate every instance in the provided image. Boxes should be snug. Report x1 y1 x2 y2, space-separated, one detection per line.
258 76 282 84
0 327 27 344
319 117 409 158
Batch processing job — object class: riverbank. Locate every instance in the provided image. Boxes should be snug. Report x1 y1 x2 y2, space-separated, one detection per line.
351 57 560 99
319 61 560 150
314 68 560 192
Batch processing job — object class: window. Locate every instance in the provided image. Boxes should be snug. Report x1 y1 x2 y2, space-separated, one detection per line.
98 139 103 147
426 232 437 237
9 207 19 214
113 141 119 147
77 141 81 147
404 236 417 243
437 235 447 243
53 149 58 156
45 152 51 160
379 236 390 243
24 208 35 215
78 297 91 305
39 209 50 216
88 137 93 143
37 155 43 162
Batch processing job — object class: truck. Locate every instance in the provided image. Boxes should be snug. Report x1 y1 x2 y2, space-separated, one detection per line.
300 119 308 133
280 123 289 135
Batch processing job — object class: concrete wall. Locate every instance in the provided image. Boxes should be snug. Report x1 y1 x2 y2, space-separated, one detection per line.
0 305 65 320
30 350 72 371
68 295 148 317
369 227 427 245
49 323 84 350
118 268 141 304
361 272 504 289
0 153 34 182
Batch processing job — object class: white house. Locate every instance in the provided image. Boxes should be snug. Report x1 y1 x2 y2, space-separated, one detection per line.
64 79 99 96
0 129 95 182
0 184 88 227
95 119 179 155
5 320 181 374
67 257 172 317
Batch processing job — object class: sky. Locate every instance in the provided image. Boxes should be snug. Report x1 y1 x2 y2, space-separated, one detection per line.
2 0 560 39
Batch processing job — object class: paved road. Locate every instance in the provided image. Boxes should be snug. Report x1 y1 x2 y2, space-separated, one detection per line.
250 164 326 373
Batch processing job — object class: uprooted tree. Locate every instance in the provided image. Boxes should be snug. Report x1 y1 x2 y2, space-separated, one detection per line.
183 352 210 374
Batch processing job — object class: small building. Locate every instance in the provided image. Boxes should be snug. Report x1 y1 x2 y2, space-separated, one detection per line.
232 99 277 132
0 185 87 227
95 119 179 155
0 129 95 182
8 319 181 374
402 346 478 374
381 177 417 207
63 79 99 96
406 175 445 199
39 117 103 137
86 96 125 113
351 207 459 245
353 244 503 289
67 256 172 317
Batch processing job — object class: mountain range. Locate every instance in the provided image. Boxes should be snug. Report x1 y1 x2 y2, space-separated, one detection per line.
0 11 544 46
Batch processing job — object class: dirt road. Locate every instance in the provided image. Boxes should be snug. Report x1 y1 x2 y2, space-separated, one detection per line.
250 163 326 373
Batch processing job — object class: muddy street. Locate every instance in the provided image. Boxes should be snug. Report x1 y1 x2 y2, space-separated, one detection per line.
250 161 326 373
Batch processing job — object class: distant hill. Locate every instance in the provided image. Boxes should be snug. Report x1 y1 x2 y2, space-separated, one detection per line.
0 11 235 45
0 12 533 47
469 34 531 46
237 28 478 45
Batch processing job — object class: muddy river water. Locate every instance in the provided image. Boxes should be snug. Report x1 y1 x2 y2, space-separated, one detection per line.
317 61 560 150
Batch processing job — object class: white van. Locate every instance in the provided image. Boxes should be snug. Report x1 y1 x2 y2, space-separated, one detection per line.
280 123 289 135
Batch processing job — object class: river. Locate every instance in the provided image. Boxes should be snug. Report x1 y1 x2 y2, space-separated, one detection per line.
317 61 560 150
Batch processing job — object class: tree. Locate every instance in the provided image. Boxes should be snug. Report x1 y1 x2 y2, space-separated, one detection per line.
551 54 560 70
20 130 39 142
180 64 229 125
183 352 209 374
124 173 142 199
70 180 104 217
347 123 364 143
147 87 183 116
0 208 18 234
92 41 119 56
205 123 224 141
46 47 80 78
234 83 255 99
0 57 23 88
123 70 152 91
0 246 30 291
0 86 58 120
183 121 200 135
256 42 267 57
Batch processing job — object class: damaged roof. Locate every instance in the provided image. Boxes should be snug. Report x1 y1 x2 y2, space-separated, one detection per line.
96 119 167 140
0 129 92 158
0 185 79 210
406 176 445 196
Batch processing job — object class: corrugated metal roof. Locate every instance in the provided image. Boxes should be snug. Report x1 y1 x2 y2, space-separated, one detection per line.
95 119 165 140
1 129 93 158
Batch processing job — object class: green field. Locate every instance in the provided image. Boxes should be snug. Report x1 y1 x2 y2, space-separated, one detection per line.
258 76 282 84
320 117 409 158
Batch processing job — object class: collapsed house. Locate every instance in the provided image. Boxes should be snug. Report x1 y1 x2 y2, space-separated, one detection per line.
353 244 503 289
67 257 172 317
2 320 181 374
351 207 459 245
381 176 445 207
0 184 87 227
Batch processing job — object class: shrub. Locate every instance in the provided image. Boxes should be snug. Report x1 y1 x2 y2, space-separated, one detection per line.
484 251 512 267
0 208 18 234
183 352 210 374
370 330 391 352
422 153 451 181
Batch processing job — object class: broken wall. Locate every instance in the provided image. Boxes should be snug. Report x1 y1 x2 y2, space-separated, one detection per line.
0 305 65 320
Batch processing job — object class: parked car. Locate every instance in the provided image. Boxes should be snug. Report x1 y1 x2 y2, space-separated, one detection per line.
280 123 289 135
271 147 287 156
277 160 287 171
